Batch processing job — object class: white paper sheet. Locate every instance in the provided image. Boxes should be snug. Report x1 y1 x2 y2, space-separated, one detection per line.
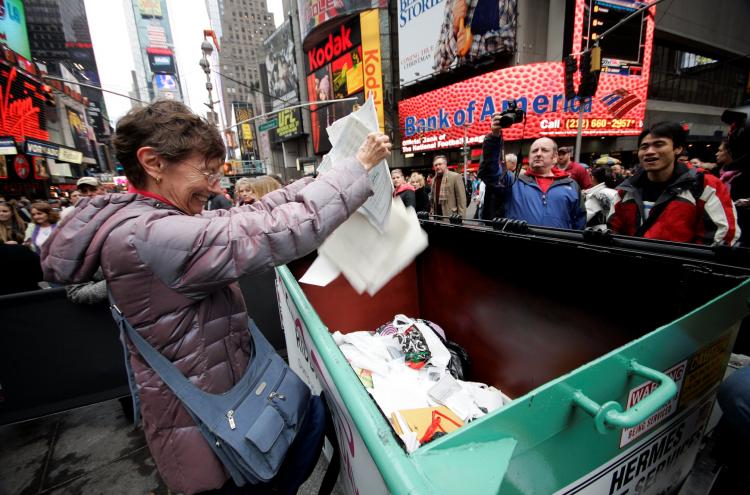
298 254 341 287
320 96 392 232
317 198 428 296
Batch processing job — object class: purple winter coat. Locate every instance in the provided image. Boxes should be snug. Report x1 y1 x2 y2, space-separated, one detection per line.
41 159 372 494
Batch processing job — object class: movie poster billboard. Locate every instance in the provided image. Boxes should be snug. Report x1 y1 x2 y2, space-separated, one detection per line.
398 0 517 87
66 106 95 161
297 0 386 42
233 103 255 158
264 20 299 106
305 10 382 154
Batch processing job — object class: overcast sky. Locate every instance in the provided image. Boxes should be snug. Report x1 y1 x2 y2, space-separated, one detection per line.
84 0 284 128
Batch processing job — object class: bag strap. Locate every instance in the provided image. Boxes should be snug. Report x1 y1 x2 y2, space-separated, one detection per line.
109 299 269 417
110 303 209 406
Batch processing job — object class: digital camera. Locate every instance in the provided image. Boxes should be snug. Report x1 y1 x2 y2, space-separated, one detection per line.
499 99 525 128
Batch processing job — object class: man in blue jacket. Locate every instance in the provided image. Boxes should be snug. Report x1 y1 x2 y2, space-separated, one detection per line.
478 114 586 229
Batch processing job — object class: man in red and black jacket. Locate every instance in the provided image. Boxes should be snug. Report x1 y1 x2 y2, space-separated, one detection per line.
608 121 740 245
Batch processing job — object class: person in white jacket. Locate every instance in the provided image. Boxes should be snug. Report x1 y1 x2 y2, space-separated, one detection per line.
583 166 619 228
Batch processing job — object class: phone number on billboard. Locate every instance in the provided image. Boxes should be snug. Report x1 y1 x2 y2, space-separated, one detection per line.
564 118 637 130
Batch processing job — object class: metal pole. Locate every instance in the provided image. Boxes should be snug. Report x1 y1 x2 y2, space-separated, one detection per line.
574 100 585 164
223 97 359 131
463 124 469 183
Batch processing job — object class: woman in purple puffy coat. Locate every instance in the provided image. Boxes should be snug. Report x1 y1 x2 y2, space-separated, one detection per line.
41 100 391 494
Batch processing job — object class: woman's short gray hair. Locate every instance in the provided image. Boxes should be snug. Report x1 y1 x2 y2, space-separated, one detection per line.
235 177 254 191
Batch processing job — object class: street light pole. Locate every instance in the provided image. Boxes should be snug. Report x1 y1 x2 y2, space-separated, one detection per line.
199 39 218 126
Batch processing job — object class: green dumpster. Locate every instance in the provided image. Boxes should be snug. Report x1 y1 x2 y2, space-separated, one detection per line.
275 221 750 495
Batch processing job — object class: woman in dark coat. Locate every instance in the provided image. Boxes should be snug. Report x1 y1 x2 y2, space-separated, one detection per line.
409 172 430 213
391 168 416 208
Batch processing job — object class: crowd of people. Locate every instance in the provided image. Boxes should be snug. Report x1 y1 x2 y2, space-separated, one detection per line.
0 165 301 296
386 113 749 249
0 97 748 493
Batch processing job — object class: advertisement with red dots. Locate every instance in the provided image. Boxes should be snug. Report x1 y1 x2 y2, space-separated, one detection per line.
398 0 655 152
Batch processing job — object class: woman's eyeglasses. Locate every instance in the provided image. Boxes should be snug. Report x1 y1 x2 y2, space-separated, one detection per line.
186 164 223 185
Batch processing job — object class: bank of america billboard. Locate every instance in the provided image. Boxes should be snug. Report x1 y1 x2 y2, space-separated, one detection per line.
398 0 517 87
298 0 386 42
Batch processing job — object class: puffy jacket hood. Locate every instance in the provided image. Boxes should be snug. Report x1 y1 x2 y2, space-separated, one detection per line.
42 193 170 284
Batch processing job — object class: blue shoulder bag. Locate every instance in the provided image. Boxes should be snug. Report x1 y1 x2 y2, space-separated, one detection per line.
109 302 311 486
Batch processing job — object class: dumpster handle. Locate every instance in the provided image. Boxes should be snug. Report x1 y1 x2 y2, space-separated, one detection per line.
571 359 678 434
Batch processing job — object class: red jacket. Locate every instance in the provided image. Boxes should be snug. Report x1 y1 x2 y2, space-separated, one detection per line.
608 164 740 245
557 161 592 190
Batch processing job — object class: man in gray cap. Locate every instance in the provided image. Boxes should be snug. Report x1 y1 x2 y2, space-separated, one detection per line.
76 176 105 198
61 177 106 221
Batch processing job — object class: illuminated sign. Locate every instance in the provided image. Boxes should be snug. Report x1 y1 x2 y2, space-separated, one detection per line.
23 137 82 164
147 48 175 74
233 103 254 158
306 19 361 74
0 0 30 60
397 0 654 151
33 155 49 179
306 10 383 153
0 64 49 142
273 108 304 142
138 0 162 17
360 10 383 132
297 0 386 42
584 0 648 76
155 73 177 90
0 135 16 154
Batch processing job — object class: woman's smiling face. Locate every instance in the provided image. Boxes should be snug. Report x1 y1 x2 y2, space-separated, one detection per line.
31 208 49 225
159 153 224 215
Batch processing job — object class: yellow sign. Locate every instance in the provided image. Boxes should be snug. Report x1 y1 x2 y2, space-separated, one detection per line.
138 0 162 17
360 9 384 132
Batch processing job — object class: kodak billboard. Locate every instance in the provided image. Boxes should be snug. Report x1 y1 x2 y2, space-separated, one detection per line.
305 9 384 154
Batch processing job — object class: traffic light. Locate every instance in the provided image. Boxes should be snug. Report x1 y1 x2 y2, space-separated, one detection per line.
577 49 601 98
564 55 577 101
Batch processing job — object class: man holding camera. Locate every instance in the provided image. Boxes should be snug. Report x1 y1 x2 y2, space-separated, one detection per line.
478 113 586 229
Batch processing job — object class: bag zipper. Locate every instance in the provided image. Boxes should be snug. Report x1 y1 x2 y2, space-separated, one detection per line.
224 357 273 430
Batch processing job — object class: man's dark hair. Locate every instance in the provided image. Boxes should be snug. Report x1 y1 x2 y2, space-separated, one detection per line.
113 100 225 188
638 121 687 149
433 154 448 164
592 166 617 189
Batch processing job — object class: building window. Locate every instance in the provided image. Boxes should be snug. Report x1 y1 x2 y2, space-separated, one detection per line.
649 43 748 109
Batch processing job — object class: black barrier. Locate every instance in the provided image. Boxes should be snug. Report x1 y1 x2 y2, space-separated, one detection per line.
0 287 128 425
0 272 285 426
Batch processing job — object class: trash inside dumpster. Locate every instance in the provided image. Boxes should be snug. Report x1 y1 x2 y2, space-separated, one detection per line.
276 220 750 495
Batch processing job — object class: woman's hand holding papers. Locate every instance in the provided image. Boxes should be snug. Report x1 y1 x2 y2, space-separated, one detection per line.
357 132 392 171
